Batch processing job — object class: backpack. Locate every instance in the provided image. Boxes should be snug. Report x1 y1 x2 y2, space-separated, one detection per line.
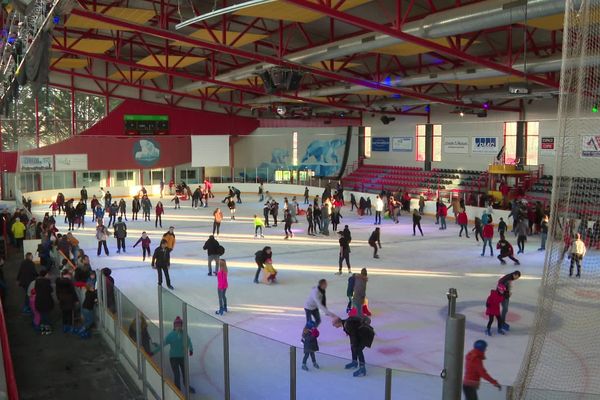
359 321 375 348
217 245 225 256
346 275 356 297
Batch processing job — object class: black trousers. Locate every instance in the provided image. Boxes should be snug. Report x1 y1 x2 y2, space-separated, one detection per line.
157 266 171 286
61 308 73 325
169 357 185 390
570 254 583 276
213 222 220 235
303 352 316 364
117 238 125 252
284 223 292 236
263 212 270 227
339 251 351 272
463 385 478 400
307 219 314 234
413 222 423 235
369 241 378 257
498 254 519 263
254 262 264 282
517 235 527 252
132 211 138 220
351 345 365 364
487 315 503 331
142 246 150 260
97 240 109 256
155 215 162 228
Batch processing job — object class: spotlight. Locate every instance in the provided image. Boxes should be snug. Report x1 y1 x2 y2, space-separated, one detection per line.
483 102 489 109
53 16 60 24
593 104 598 113
381 115 396 125
339 111 345 118
424 105 431 113
7 36 14 44
459 111 464 117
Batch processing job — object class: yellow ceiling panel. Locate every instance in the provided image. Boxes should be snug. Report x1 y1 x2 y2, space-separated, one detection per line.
234 0 371 23
442 76 525 86
59 38 115 53
230 77 263 86
172 29 268 48
374 37 475 57
65 7 155 30
526 14 564 30
309 61 360 70
51 58 88 69
201 87 234 96
356 89 392 96
136 55 204 68
108 70 164 81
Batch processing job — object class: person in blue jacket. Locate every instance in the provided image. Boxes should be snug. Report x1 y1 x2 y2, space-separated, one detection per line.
155 316 195 394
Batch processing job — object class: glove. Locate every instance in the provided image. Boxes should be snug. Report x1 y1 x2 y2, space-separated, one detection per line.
189 351 193 356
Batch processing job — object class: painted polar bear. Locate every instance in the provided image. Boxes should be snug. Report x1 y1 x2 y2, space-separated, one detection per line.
301 138 345 164
271 148 290 165
135 139 160 161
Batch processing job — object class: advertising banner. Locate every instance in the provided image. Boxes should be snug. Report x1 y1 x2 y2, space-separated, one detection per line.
55 154 89 171
371 137 390 152
19 155 53 171
540 137 555 155
391 136 413 152
582 135 600 157
472 137 499 154
443 137 469 154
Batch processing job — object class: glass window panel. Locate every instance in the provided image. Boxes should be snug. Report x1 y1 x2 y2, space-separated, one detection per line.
504 122 518 164
364 126 371 158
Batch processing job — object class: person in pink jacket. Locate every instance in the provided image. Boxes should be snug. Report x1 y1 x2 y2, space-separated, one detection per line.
216 259 228 315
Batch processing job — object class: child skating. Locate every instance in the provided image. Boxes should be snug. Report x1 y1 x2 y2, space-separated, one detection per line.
263 257 278 284
485 283 506 336
171 195 180 209
301 321 320 371
253 215 265 238
215 260 228 315
133 231 151 261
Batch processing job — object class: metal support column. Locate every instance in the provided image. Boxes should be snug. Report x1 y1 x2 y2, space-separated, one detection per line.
385 368 392 400
157 285 165 400
182 303 191 399
290 346 296 400
223 323 231 400
441 288 466 400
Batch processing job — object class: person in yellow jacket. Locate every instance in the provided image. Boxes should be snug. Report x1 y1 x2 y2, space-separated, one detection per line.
253 215 265 238
162 227 176 251
12 217 26 249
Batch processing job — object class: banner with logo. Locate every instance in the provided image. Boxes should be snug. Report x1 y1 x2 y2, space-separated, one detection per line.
55 154 89 171
391 136 413 152
443 137 469 154
19 155 53 171
371 137 390 152
582 135 600 157
540 137 555 155
472 137 499 154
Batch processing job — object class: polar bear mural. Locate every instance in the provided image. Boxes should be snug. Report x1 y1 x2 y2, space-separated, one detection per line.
271 148 290 165
301 138 345 164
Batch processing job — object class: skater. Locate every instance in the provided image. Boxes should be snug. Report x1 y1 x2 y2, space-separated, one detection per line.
342 225 352 244
107 201 118 228
271 201 279 227
331 209 342 232
155 201 164 228
481 221 494 256
412 209 423 236
374 195 384 225
155 316 195 394
313 204 321 232
34 269 54 335
263 257 278 284
350 193 357 211
290 197 299 223
438 202 448 230
258 183 264 202
569 233 587 278
78 283 97 338
332 315 375 377
263 202 271 228
132 196 140 221
215 260 228 315
284 210 293 239
498 270 521 331
304 187 309 205
485 283 506 336
191 187 201 209
253 246 272 284
304 279 334 327
368 227 381 258
171 194 180 209
80 186 88 205
55 268 79 333
213 208 223 236
253 215 265 238
152 239 174 290
162 227 176 251
473 216 482 242
203 235 223 276
336 231 351 274
160 179 165 198
233 186 242 204
463 340 501 400
496 235 519 265
141 195 152 222
118 198 127 221
418 194 425 215
515 218 529 254
346 273 355 314
539 215 549 251
96 222 110 256
227 196 236 220
458 209 469 238
497 217 507 237
113 217 127 254
133 231 151 261
306 205 315 236
352 268 368 317
17 252 37 313
301 321 320 371
435 198 442 224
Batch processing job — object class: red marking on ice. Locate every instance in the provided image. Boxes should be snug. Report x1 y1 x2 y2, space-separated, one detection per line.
378 347 403 355
575 289 600 300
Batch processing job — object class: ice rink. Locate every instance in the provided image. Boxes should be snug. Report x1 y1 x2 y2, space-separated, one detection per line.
31 193 553 397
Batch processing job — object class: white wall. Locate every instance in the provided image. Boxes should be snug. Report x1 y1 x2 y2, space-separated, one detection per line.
362 99 568 176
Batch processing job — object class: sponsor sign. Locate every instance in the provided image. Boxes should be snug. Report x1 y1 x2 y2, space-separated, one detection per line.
443 137 469 154
55 154 89 171
472 137 498 154
371 137 390 152
19 155 53 171
582 135 600 157
391 136 413 152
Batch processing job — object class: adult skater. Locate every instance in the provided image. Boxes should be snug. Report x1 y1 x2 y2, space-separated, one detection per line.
368 227 381 258
374 195 384 225
155 201 165 228
515 218 529 254
539 215 549 251
332 315 375 377
313 204 322 233
141 195 152 222
418 194 425 215
481 221 494 257
306 205 315 236
304 187 309 204
113 217 127 254
213 208 223 236
152 239 174 290
350 193 357 211
253 215 265 238
162 226 176 251
463 340 501 400
342 225 352 243
203 235 223 276
498 270 521 331
215 260 228 315
304 279 334 327
438 202 448 230
227 197 236 220
258 183 264 202
336 231 351 275
458 209 469 238
80 186 88 205
155 316 194 393
118 198 128 221
96 221 109 256
496 235 519 265
569 233 587 278
132 196 140 221
253 246 272 284
352 268 368 317
192 187 201 209
283 209 293 239
412 209 423 236
271 201 279 227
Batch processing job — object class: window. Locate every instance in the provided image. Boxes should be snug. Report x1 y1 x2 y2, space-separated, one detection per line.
364 126 372 159
116 171 134 181
82 172 101 184
179 169 197 181
503 121 539 166
504 122 518 164
416 124 442 162
292 131 298 166
525 121 539 166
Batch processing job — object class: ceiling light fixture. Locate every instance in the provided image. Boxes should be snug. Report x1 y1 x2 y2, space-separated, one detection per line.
176 0 276 30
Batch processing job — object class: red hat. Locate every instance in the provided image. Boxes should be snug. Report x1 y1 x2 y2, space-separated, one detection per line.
173 316 183 328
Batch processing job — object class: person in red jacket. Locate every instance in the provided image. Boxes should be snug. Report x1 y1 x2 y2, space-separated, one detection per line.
155 201 164 228
485 283 506 336
438 203 448 230
481 222 494 256
457 209 469 238
463 340 501 400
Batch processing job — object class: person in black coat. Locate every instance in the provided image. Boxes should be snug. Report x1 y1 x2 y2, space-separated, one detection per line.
17 252 37 313
333 316 375 377
152 240 173 290
55 269 79 333
80 186 88 204
412 209 424 236
101 267 116 314
253 246 272 284
203 235 222 276
368 228 381 258
34 270 54 334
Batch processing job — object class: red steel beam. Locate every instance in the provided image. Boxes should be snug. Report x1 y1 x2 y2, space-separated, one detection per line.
67 8 483 109
284 0 559 89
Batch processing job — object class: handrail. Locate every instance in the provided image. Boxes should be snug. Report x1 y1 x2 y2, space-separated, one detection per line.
0 297 19 400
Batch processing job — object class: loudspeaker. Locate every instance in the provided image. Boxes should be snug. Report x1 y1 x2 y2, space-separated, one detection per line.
381 116 395 125
285 71 303 91
259 71 276 94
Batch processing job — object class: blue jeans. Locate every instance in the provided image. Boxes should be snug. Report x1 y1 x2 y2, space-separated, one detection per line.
540 232 547 249
304 308 321 327
82 308 94 329
481 238 493 255
440 216 446 229
218 289 227 311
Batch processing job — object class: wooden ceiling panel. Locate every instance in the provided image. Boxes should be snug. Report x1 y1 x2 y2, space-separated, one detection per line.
172 29 268 48
234 0 371 23
136 55 205 68
51 58 88 69
58 38 115 53
374 38 475 57
108 70 164 81
65 7 155 30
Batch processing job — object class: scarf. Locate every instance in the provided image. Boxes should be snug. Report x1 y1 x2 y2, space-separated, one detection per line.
318 287 326 308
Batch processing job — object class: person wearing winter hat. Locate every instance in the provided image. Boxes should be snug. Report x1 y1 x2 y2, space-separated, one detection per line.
485 284 506 336
463 340 501 400
155 316 195 394
301 320 320 371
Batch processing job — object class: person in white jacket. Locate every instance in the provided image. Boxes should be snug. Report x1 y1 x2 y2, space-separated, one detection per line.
569 233 587 278
374 195 384 225
304 279 334 327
